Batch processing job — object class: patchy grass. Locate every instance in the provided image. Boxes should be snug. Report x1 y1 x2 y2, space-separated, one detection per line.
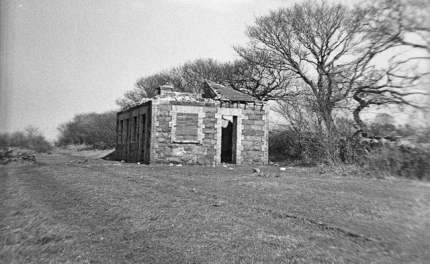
1 151 429 263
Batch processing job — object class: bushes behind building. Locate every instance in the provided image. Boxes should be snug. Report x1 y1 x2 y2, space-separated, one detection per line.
268 129 363 166
363 145 430 181
56 111 116 150
269 125 430 181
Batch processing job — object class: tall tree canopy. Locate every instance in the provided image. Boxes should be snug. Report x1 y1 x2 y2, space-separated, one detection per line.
235 0 429 132
235 0 367 132
351 0 430 130
117 58 296 109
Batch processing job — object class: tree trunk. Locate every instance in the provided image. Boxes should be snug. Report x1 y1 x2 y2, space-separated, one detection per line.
353 106 366 131
352 89 368 133
321 107 335 134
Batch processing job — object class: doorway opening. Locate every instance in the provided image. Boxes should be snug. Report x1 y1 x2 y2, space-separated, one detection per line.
221 115 237 163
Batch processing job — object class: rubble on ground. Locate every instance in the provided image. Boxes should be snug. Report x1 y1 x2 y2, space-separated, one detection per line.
0 148 36 165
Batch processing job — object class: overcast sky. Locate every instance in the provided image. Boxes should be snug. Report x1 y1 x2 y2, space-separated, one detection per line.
3 0 426 142
2 0 308 140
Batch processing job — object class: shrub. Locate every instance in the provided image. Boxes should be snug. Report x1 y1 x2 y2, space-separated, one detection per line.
269 130 302 162
364 145 430 181
9 131 28 147
57 111 116 149
0 133 9 148
59 144 91 151
29 135 53 153
0 127 52 153
269 129 362 165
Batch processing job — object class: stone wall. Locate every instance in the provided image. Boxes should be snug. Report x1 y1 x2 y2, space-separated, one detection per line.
116 97 269 165
241 108 268 164
152 100 218 165
152 99 268 165
115 102 152 163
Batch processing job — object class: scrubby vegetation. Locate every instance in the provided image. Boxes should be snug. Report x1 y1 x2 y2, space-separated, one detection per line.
56 111 116 150
0 126 52 153
364 145 430 180
269 121 430 181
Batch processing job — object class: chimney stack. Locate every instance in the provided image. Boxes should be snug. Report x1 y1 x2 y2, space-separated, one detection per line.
157 83 174 95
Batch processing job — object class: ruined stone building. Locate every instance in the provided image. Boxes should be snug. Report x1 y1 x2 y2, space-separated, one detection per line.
115 80 269 165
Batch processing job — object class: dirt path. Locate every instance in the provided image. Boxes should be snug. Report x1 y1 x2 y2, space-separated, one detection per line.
1 151 429 263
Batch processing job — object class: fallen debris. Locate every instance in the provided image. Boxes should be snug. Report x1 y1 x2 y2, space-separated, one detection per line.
256 172 283 178
0 149 36 165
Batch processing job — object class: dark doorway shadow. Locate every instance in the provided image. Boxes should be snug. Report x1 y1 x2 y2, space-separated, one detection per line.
221 119 233 163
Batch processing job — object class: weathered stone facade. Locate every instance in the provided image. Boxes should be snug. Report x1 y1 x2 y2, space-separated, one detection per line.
115 81 269 165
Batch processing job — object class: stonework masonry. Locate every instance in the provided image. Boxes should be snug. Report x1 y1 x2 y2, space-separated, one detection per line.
115 81 269 165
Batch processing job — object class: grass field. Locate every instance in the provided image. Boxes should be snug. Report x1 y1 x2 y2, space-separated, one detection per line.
1 150 429 263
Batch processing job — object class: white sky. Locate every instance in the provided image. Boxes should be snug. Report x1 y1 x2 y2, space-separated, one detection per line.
1 0 304 140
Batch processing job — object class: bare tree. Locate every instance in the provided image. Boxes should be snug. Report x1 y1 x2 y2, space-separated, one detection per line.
116 70 187 108
369 0 429 52
235 0 430 133
180 58 296 100
24 125 41 140
235 0 369 133
181 58 229 92
351 0 430 130
223 59 297 100
117 59 230 108
273 96 322 135
118 55 302 108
